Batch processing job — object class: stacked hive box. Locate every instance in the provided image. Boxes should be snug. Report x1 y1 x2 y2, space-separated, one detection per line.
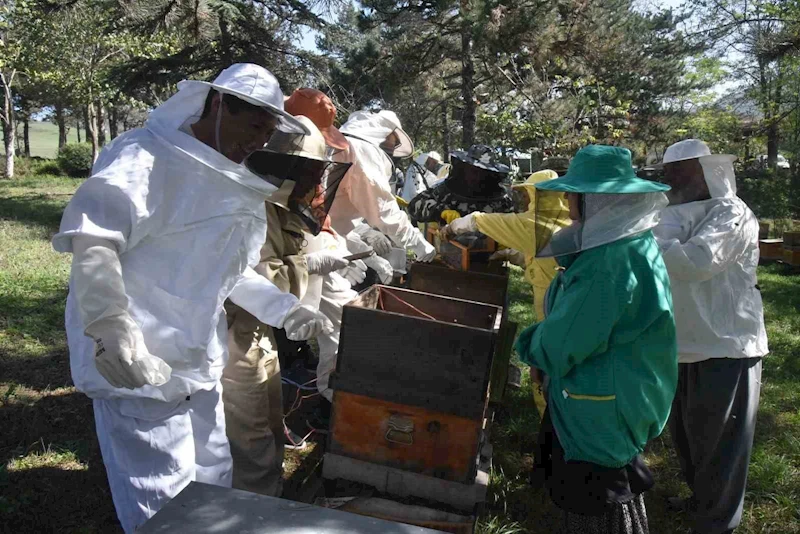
324 285 502 510
784 231 800 266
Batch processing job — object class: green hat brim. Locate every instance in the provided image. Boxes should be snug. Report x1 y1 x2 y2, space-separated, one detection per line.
534 174 670 194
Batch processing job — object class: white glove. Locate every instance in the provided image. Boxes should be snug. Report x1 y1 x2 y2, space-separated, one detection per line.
489 248 526 268
306 251 349 275
411 239 436 263
71 236 172 390
449 212 479 235
360 228 393 256
364 255 394 284
337 259 368 286
282 304 334 341
87 312 172 389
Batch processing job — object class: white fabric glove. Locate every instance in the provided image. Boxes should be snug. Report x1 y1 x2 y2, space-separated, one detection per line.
364 255 394 284
411 239 436 263
71 236 172 390
306 251 349 276
337 259 368 286
449 212 479 235
358 227 393 256
489 248 526 267
229 267 302 327
281 303 334 341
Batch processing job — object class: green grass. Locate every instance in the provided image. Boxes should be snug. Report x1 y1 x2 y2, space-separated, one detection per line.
1 169 798 533
480 263 800 534
3 121 81 159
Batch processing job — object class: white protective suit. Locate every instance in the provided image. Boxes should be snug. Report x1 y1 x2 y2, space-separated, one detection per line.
401 153 438 203
653 155 769 363
53 74 303 532
332 111 432 258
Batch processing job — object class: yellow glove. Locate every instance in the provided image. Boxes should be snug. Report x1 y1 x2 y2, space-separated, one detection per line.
395 195 409 209
440 210 461 224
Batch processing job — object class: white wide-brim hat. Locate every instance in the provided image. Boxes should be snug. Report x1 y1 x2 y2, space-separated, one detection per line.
179 63 310 135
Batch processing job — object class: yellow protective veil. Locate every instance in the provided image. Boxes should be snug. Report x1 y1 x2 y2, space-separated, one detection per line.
473 170 570 319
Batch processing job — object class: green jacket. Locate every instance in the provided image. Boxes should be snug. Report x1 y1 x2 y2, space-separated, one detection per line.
515 231 677 468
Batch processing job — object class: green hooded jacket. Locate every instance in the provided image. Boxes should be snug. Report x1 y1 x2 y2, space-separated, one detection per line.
515 231 677 468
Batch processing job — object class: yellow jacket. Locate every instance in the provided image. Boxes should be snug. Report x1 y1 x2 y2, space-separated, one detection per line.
473 170 570 320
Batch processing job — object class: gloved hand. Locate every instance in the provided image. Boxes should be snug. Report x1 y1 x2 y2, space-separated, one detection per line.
440 210 461 224
360 229 393 256
337 259 368 286
306 251 349 276
282 304 334 341
489 248 526 267
411 239 436 263
70 235 172 390
86 313 172 389
441 212 479 240
364 255 394 284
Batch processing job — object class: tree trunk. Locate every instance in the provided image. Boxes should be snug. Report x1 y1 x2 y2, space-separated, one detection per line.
87 102 99 163
55 104 68 148
441 101 450 159
460 2 476 147
109 103 119 140
96 101 106 147
83 107 91 142
76 118 82 143
3 91 14 179
23 117 30 158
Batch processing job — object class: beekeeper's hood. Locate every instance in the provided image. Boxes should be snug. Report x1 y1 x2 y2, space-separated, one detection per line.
512 169 559 212
663 139 737 199
145 63 310 197
243 115 351 235
535 145 670 258
340 110 414 158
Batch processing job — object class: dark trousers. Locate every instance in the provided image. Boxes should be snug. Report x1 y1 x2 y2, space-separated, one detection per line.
669 357 762 534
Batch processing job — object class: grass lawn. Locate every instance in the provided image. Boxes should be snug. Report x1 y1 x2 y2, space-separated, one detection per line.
1 167 798 533
3 121 82 159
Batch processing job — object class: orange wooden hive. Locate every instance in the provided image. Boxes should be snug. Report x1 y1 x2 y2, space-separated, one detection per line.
784 247 800 266
759 239 784 261
329 285 502 484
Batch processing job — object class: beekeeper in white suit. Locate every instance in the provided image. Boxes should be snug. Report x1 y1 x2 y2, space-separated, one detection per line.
401 151 443 203
291 109 435 430
653 139 768 534
52 63 332 533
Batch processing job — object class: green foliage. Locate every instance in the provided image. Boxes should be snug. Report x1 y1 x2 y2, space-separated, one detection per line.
57 144 94 177
738 168 799 220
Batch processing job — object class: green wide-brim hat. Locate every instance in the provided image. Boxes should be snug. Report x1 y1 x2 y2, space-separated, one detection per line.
535 145 670 194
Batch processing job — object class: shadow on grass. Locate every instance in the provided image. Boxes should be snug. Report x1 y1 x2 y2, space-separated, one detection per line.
0 390 121 533
0 193 71 234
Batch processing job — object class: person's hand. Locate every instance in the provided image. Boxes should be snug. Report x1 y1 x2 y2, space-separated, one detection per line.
412 240 436 263
440 210 461 224
87 317 172 390
441 212 479 241
489 248 525 267
529 366 544 385
282 304 334 341
306 251 349 276
337 259 368 286
361 229 393 256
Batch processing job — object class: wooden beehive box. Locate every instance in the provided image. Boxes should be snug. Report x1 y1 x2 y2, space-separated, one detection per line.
784 231 800 249
407 263 516 404
759 239 784 261
426 227 500 272
407 262 508 307
759 222 770 240
330 286 502 483
784 247 800 266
